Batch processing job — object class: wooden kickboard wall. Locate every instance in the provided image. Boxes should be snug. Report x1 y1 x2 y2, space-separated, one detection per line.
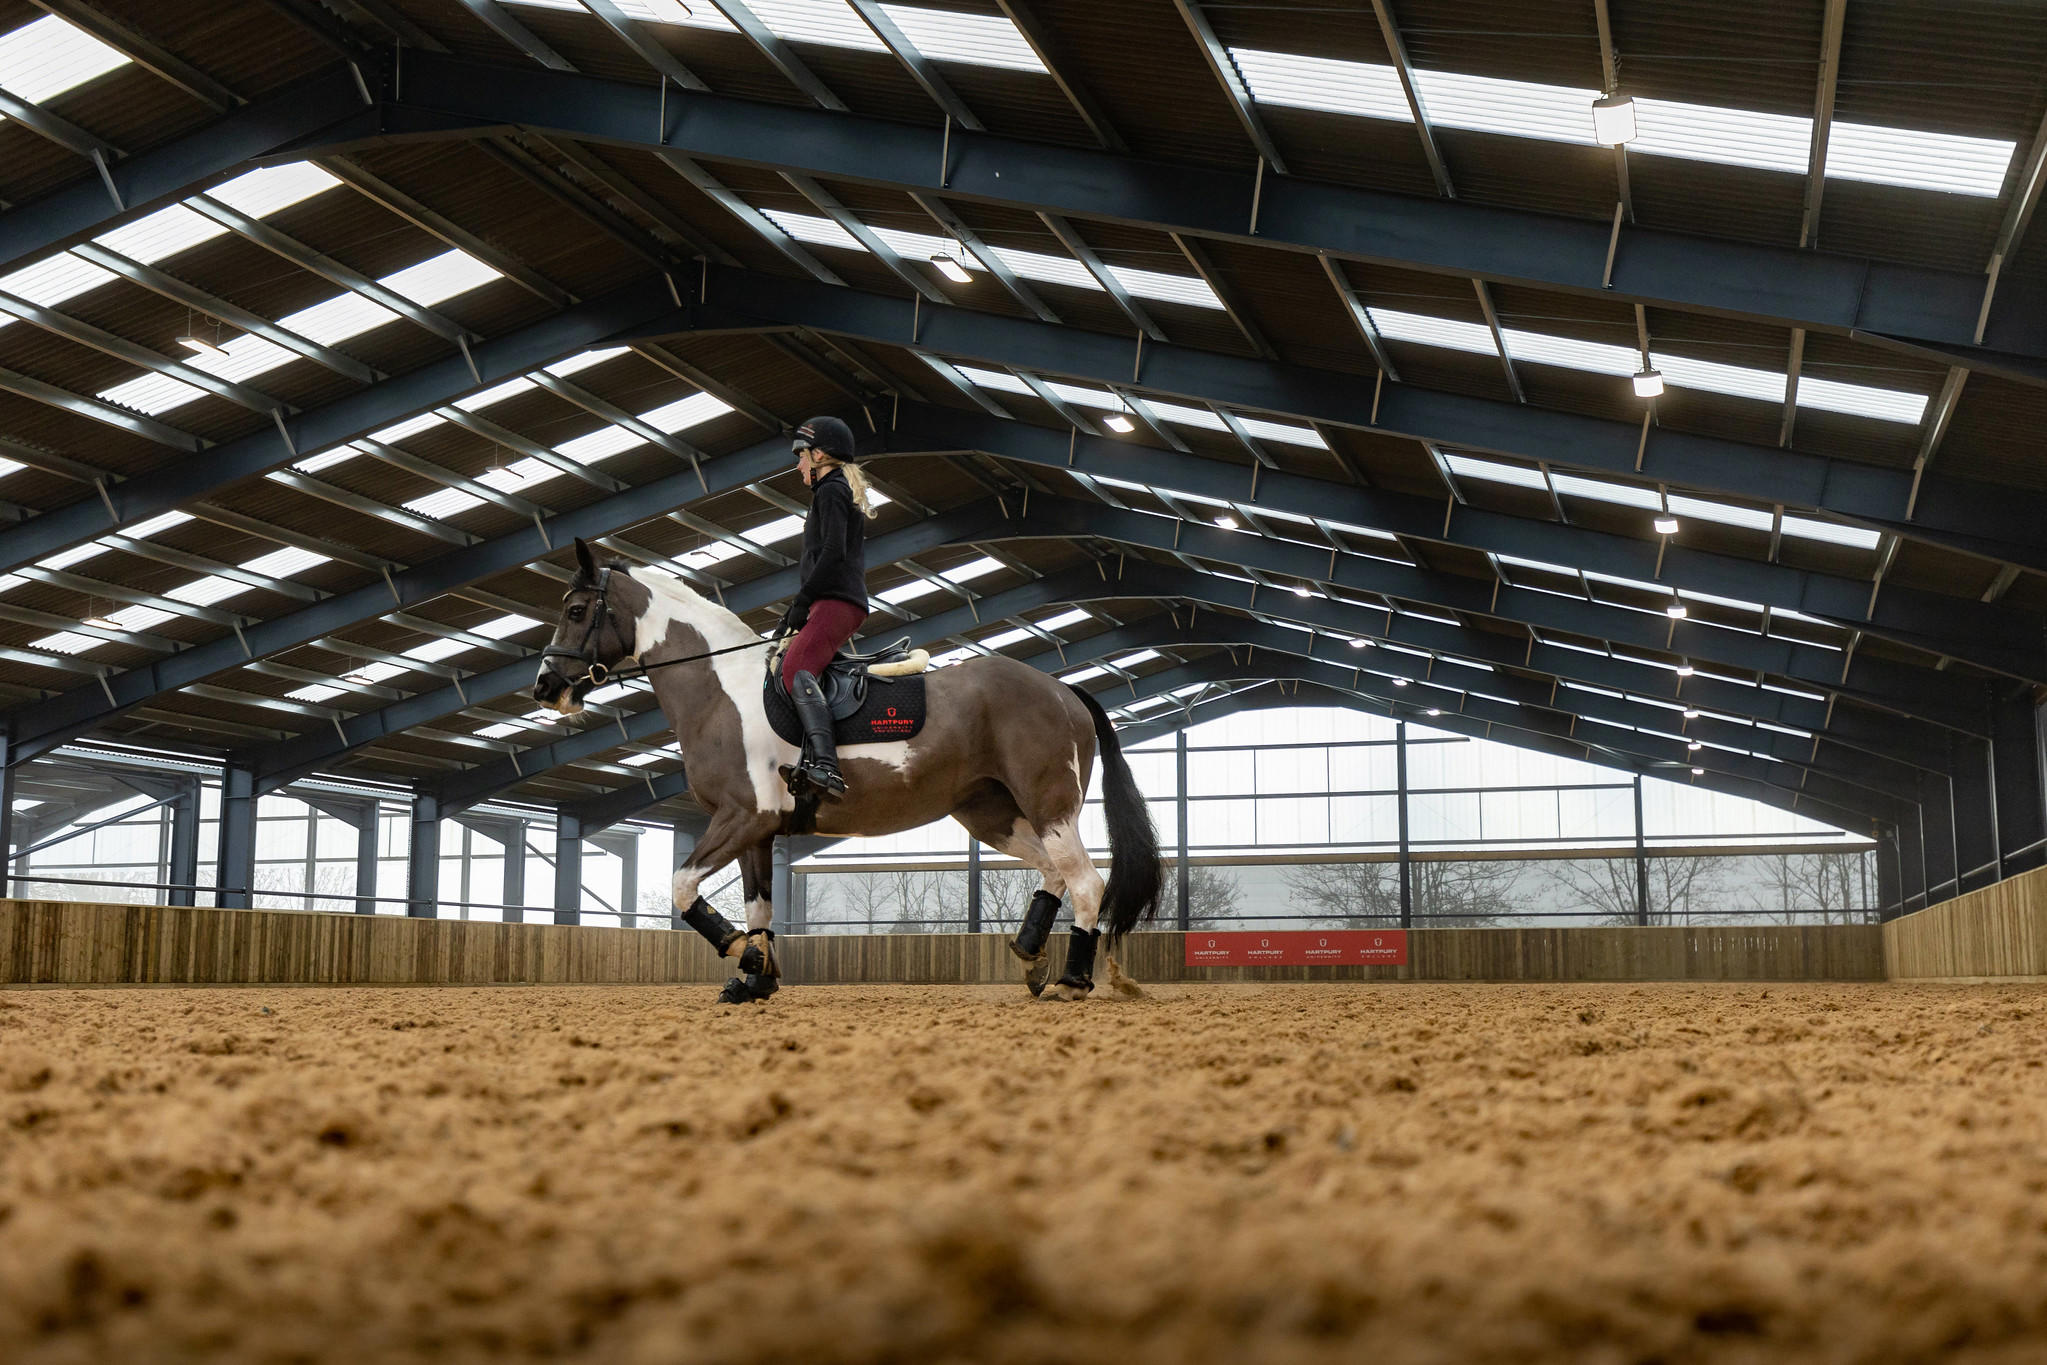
3 898 1883 986
1884 864 2047 979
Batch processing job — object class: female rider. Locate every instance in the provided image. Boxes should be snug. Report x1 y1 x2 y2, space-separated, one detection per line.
777 415 877 801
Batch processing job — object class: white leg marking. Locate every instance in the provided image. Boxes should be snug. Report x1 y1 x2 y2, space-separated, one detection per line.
1043 819 1104 931
746 896 773 932
673 864 706 908
993 816 1065 896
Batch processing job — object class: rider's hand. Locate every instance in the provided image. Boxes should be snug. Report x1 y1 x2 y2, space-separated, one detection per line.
780 601 809 634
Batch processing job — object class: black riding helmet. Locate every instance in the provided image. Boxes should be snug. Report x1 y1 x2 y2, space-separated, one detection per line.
793 415 858 462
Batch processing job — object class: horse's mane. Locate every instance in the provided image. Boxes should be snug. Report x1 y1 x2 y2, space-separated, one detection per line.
621 563 757 648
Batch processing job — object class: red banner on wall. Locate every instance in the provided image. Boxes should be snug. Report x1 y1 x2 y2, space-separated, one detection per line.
1183 930 1409 967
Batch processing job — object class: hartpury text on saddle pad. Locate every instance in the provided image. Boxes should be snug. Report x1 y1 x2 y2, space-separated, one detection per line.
763 672 927 747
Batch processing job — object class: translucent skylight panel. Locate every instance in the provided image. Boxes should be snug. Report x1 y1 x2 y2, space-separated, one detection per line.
1445 453 1547 491
1632 97 1811 174
93 205 225 264
384 250 501 306
456 377 535 410
1060 665 1109 684
1044 379 1124 411
1794 374 1928 423
747 0 887 50
284 292 399 345
1550 472 1662 510
746 514 808 543
373 414 444 444
97 371 207 416
207 162 341 219
1503 327 1637 378
1825 121 2013 197
1037 608 1092 631
189 333 298 384
244 546 328 579
477 614 544 638
870 223 970 263
294 448 357 476
404 638 469 665
763 209 865 252
558 425 643 464
880 5 1044 71
545 347 631 377
951 363 1035 395
39 540 104 568
990 246 1102 293
1413 68 1599 144
1109 264 1222 310
1111 650 1161 668
287 682 347 703
0 252 114 307
1368 307 1498 356
1779 514 1880 550
406 488 485 520
125 511 193 539
476 720 528 740
978 626 1035 650
1236 415 1328 449
622 750 670 767
166 576 242 608
1667 494 1774 532
34 631 103 656
1230 47 1410 121
106 603 172 632
642 391 734 432
1141 399 1227 431
0 16 129 105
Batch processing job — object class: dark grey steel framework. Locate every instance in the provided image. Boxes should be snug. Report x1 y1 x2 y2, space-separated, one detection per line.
0 5 2042 929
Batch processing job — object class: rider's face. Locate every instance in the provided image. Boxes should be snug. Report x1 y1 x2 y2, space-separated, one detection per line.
795 443 819 485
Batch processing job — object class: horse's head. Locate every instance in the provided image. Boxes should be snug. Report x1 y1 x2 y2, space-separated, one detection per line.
533 537 638 715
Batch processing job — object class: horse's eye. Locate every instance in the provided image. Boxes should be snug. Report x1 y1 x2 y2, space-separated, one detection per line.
567 604 585 622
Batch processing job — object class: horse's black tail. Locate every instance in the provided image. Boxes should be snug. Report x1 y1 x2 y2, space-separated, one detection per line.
1068 684 1163 945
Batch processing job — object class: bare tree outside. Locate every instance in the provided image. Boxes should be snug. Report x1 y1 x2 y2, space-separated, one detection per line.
1160 861 1245 928
1741 850 1871 924
1285 857 1521 926
1539 855 1726 925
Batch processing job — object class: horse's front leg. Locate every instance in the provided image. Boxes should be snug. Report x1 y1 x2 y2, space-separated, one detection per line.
672 810 782 1001
718 841 780 1004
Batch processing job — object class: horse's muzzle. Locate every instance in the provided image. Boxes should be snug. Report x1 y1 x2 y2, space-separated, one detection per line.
532 667 587 715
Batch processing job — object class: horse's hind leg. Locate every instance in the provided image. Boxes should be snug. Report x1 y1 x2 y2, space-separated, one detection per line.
1039 818 1116 1002
954 788 1066 997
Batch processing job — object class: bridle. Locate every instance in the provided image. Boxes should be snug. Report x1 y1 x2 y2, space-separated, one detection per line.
540 565 775 690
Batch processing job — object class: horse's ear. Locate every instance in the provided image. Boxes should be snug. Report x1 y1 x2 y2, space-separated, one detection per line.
574 536 596 582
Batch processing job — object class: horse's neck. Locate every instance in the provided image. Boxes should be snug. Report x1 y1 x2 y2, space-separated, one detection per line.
628 570 771 747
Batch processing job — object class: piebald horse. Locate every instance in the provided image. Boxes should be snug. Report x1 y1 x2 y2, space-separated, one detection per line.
532 539 1162 1003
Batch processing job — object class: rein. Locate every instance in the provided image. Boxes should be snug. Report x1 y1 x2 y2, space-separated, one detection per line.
542 565 781 689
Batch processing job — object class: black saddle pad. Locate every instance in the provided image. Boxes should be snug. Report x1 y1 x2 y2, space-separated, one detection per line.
764 671 927 747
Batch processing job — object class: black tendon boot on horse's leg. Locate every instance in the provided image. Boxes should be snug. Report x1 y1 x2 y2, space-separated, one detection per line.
1007 889 1062 997
1047 925 1100 1002
779 671 848 800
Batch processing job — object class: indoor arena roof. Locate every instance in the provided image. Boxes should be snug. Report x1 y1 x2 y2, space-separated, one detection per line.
0 0 2043 842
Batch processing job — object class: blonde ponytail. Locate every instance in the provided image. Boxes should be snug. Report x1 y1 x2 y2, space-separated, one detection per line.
832 458 879 519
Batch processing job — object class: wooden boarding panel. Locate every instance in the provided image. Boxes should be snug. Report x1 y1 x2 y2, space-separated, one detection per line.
1884 866 2047 979
2 899 1883 987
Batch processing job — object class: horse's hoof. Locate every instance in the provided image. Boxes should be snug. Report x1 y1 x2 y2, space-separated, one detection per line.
738 930 780 978
745 972 778 1001
1007 943 1050 997
1044 977 1093 1002
717 977 757 1005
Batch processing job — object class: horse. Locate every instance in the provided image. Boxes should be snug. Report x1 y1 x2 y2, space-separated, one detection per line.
531 538 1163 1003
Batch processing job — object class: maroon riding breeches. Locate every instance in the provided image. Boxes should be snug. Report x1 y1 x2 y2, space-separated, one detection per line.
781 598 868 690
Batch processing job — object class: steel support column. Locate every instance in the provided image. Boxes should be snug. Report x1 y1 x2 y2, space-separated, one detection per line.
1950 734 1997 893
966 837 982 933
0 732 16 889
1991 690 2047 877
308 796 381 913
217 765 258 910
1396 720 1412 929
772 840 791 932
1633 773 1650 926
1918 772 1958 906
502 821 528 922
672 821 695 932
166 779 200 907
407 792 441 918
593 829 638 926
1877 827 1903 919
554 808 583 926
1176 729 1191 932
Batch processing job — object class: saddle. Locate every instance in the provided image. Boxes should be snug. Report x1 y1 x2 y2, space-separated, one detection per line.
764 638 933 747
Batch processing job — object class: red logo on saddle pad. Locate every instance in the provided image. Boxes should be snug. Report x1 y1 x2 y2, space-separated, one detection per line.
1183 930 1408 967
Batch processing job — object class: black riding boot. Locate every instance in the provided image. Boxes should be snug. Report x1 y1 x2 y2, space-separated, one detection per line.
781 670 847 800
